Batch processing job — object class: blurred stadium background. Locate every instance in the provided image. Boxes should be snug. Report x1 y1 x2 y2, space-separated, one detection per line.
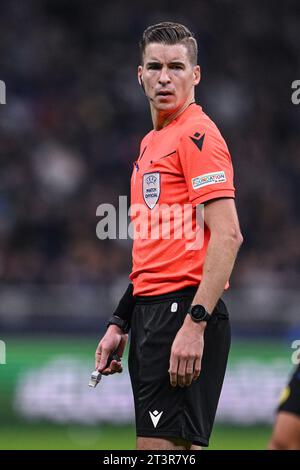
0 0 299 450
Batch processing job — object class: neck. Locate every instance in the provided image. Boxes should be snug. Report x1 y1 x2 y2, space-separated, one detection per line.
151 98 195 131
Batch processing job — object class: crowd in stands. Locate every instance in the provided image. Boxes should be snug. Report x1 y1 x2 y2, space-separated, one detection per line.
0 0 299 288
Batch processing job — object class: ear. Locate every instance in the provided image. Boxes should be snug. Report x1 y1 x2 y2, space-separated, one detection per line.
137 65 143 86
193 65 201 86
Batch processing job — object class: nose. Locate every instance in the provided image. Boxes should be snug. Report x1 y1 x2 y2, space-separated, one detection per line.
158 67 171 85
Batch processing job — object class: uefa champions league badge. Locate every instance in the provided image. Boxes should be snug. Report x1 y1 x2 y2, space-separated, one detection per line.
143 172 160 209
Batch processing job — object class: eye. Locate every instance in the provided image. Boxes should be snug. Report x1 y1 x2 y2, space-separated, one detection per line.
147 63 161 70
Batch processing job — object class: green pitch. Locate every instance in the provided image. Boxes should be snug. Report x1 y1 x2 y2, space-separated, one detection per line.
0 336 281 450
0 424 271 450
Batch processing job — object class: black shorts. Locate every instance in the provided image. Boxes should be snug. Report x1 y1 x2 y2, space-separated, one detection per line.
128 286 231 447
278 363 300 416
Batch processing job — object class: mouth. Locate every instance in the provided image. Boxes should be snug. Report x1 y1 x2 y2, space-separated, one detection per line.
156 91 173 97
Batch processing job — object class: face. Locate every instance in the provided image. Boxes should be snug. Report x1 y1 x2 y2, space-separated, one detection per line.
138 43 200 114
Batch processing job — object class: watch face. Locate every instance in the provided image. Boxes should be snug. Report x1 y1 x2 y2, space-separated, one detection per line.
190 305 207 321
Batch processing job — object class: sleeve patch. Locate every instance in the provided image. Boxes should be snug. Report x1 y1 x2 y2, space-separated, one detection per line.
192 171 226 189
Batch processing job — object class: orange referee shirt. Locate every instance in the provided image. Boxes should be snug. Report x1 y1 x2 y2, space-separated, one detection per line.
129 103 235 296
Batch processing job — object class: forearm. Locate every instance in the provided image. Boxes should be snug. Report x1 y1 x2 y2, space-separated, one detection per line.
191 231 242 313
107 283 136 332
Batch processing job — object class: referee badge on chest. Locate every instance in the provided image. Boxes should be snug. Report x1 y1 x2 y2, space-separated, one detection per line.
143 172 161 209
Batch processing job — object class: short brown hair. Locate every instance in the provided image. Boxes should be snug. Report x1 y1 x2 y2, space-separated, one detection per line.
139 22 198 66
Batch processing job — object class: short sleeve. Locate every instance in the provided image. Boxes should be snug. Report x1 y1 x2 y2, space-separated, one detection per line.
178 123 235 206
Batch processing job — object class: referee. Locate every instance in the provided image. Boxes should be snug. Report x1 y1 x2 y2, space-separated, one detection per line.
95 22 243 450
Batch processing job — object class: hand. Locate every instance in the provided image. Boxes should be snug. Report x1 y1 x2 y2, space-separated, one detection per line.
95 325 128 375
169 315 206 387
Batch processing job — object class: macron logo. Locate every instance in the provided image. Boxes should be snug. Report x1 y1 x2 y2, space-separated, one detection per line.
149 410 163 428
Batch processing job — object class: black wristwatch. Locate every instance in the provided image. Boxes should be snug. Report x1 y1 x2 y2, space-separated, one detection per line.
107 315 130 334
187 304 211 323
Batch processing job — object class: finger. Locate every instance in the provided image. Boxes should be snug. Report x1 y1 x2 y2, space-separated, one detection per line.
185 359 195 386
116 334 128 357
101 369 111 376
95 345 102 370
169 353 179 387
102 366 123 375
177 358 188 387
97 348 110 372
102 360 123 375
193 357 201 381
110 360 123 373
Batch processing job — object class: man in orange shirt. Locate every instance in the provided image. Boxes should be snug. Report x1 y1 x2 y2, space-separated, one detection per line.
95 22 243 450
